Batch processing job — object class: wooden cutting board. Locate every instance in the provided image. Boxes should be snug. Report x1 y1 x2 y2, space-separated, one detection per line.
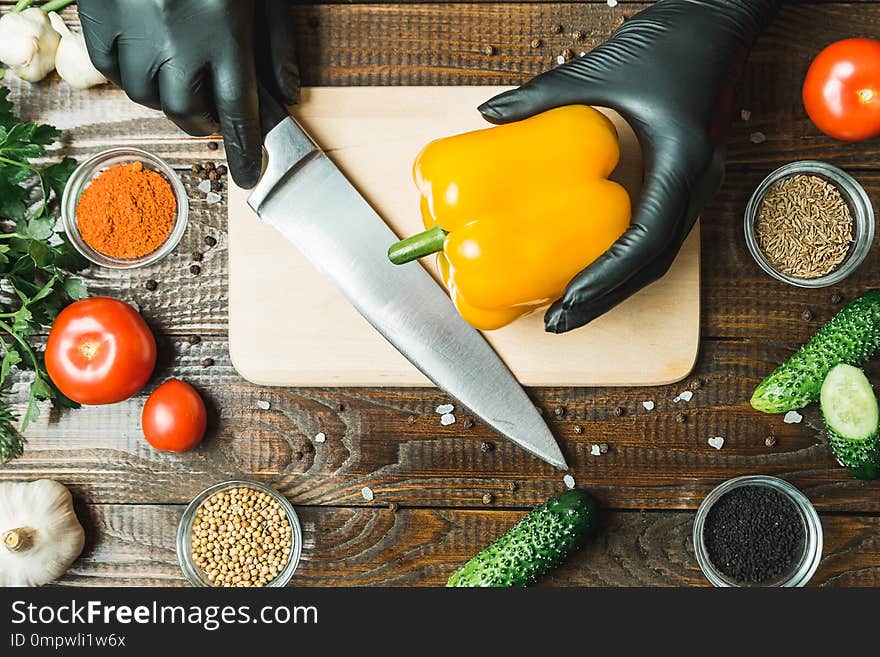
228 87 700 387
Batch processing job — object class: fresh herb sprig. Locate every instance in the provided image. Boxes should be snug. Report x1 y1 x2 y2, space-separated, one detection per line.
0 85 88 463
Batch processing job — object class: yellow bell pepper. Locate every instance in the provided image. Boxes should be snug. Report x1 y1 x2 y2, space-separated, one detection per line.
388 105 632 330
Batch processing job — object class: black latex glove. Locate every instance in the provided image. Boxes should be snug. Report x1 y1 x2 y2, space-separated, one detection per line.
77 0 300 188
479 0 780 333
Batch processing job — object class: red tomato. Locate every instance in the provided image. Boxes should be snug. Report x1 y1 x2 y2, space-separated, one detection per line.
142 379 207 452
803 38 880 141
46 297 156 405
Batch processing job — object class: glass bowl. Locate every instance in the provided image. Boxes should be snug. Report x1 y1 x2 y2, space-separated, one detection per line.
61 147 189 269
692 475 823 587
176 480 303 588
743 161 874 288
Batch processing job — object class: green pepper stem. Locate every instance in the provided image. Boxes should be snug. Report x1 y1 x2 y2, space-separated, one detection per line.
388 226 448 265
13 0 35 12
40 0 76 13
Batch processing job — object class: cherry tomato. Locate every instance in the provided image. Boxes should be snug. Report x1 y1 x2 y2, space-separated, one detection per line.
142 379 207 452
46 297 156 405
803 38 880 141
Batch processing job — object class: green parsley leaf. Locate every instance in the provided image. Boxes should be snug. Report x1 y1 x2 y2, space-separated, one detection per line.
0 84 87 462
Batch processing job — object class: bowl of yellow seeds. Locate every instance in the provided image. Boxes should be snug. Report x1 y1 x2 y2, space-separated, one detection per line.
177 480 302 587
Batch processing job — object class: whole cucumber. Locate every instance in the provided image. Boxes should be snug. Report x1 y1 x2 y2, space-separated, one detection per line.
447 489 598 587
751 290 880 414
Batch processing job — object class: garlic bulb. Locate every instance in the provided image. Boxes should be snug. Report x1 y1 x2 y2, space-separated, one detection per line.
0 8 60 82
0 479 85 587
48 11 106 89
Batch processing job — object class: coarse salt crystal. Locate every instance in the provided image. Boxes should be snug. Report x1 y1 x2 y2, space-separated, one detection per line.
197 179 211 193
579 52 586 57
741 109 752 121
256 400 270 410
674 390 693 403
642 400 655 411
440 413 456 426
590 444 601 456
361 486 374 501
750 131 766 144
784 410 803 424
436 404 454 415
556 55 565 65
314 432 326 443
607 0 618 7
708 436 724 450
206 191 221 204
563 474 576 489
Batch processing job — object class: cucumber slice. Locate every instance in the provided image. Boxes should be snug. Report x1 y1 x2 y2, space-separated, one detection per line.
821 364 879 440
820 364 880 480
751 290 880 414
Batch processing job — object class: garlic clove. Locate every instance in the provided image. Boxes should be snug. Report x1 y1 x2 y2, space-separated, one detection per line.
49 11 106 90
0 8 59 82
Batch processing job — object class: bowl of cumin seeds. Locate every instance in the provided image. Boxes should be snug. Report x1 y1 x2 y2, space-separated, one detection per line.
744 161 874 287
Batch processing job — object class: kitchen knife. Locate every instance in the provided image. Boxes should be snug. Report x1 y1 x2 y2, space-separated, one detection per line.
247 88 567 470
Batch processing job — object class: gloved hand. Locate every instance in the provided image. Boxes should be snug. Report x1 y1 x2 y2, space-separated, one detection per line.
78 0 300 188
479 0 780 333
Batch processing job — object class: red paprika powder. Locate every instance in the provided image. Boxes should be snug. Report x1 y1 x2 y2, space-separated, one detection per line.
76 161 176 259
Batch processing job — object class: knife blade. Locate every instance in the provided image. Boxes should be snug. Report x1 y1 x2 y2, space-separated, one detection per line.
247 89 567 470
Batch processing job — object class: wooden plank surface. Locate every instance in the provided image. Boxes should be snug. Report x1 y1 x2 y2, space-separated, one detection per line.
1 1 879 586
62 505 880 587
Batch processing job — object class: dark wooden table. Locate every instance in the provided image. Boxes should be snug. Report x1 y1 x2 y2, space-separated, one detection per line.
2 1 879 587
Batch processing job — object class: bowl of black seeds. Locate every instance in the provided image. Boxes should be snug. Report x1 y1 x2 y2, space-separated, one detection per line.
692 475 823 587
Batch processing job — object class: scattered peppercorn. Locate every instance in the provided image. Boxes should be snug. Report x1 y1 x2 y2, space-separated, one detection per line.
191 486 292 587
530 38 542 48
599 443 608 454
554 407 565 418
463 417 475 429
480 441 495 453
572 30 584 41
192 251 204 263
831 293 843 304
574 425 583 435
208 170 219 182
293 451 304 461
145 279 158 291
190 264 202 275
217 165 228 176
202 357 215 368
204 162 216 172
483 45 496 56
336 402 345 412
407 415 416 425
690 378 704 391
188 334 201 345
562 48 574 60
207 141 219 151
675 412 687 424
765 435 777 447
802 309 814 321
482 493 494 504
191 163 201 174
508 481 518 492
613 406 625 417
703 485 804 584
204 235 218 248
551 24 563 34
